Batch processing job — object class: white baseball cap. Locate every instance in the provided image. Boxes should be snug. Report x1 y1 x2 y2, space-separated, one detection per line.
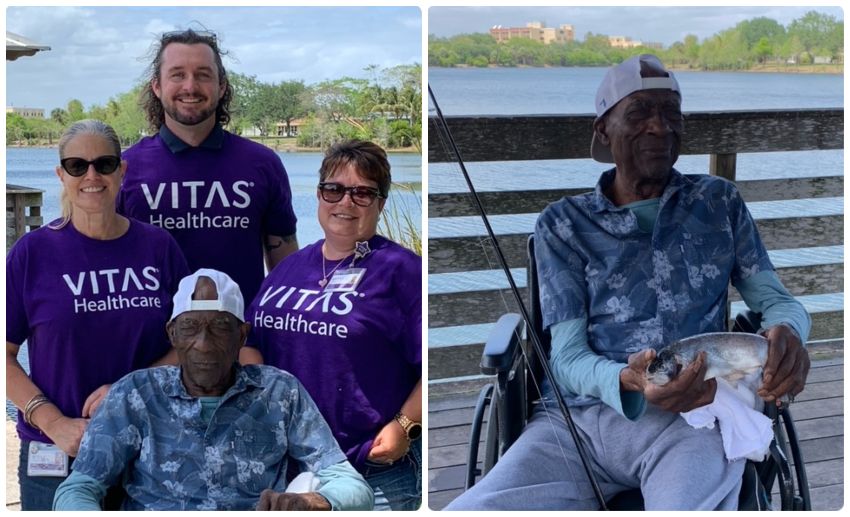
171 268 244 322
590 54 681 163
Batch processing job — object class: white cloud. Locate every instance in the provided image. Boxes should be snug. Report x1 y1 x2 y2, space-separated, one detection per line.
6 6 421 112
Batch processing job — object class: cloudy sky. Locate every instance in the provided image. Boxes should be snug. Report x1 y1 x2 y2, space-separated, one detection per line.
429 6 844 46
6 6 422 113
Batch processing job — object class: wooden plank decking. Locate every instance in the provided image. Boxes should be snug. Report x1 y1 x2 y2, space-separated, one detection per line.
427 353 844 511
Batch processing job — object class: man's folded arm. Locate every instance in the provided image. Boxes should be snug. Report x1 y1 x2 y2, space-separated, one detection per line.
314 461 375 510
549 317 646 420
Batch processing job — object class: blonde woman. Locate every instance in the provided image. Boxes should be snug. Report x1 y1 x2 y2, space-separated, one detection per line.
5 120 188 509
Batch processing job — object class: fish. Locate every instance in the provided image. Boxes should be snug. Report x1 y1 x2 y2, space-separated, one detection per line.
645 332 769 387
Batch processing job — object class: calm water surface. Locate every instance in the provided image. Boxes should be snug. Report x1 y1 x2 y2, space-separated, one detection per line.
428 67 844 193
6 148 422 245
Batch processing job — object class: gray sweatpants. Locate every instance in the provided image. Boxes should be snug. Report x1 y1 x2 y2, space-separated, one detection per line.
445 399 745 510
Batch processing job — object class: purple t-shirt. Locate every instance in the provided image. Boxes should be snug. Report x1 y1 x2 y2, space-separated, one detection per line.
247 235 421 470
6 219 189 443
118 128 297 307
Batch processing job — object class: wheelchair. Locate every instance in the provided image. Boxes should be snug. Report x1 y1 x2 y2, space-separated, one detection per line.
465 236 811 511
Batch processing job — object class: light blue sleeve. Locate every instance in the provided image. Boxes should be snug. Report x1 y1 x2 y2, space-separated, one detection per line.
53 470 107 510
735 269 812 343
314 461 375 510
549 318 646 420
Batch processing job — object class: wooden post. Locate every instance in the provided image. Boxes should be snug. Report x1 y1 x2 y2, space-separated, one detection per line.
14 193 26 240
6 185 44 250
709 153 738 327
709 153 737 181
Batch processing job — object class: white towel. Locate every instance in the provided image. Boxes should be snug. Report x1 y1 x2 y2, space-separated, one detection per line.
681 375 773 462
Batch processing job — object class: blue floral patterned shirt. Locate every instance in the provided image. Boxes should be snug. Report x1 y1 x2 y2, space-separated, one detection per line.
535 168 774 365
69 364 348 510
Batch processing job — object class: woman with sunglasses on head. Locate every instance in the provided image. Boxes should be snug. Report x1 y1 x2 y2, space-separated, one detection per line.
244 140 422 510
6 120 189 510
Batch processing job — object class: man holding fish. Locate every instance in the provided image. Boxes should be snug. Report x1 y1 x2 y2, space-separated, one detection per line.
446 54 811 511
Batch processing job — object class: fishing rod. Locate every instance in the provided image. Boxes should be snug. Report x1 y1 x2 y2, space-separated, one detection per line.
428 84 609 510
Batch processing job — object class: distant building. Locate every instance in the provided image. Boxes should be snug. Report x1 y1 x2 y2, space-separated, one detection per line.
490 22 575 45
608 36 643 49
275 118 305 137
6 106 44 119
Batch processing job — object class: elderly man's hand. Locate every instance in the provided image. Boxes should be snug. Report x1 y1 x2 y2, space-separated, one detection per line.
758 325 810 405
626 349 717 413
256 490 331 511
620 348 653 392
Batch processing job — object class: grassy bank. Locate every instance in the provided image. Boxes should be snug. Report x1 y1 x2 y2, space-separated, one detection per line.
667 63 843 74
447 63 844 75
6 138 421 153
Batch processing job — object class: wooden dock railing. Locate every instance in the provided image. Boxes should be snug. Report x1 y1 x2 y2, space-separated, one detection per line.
428 108 844 389
6 184 44 250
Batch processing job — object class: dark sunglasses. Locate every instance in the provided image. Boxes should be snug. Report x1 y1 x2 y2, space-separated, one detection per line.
318 182 385 207
60 156 121 177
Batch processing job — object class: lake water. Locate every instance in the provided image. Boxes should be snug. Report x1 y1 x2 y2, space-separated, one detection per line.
428 66 843 115
428 67 844 193
6 148 422 245
5 147 421 420
427 67 844 364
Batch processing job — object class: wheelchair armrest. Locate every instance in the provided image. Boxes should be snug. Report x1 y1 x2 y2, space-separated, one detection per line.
480 313 524 375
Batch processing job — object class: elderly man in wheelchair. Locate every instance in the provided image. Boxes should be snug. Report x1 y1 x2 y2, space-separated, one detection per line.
444 54 811 511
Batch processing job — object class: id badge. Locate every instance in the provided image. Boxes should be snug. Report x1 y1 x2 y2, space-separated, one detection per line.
27 442 69 477
325 268 366 292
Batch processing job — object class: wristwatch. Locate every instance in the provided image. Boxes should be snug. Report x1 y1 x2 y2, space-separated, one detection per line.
394 412 422 440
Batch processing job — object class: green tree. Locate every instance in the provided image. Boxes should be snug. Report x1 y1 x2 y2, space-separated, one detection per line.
683 34 700 61
752 36 773 63
87 104 109 122
67 99 85 122
736 17 786 48
6 113 27 145
228 72 261 135
582 32 611 54
788 11 842 55
276 81 308 136
504 38 545 66
107 86 147 146
248 83 279 136
304 78 367 123
50 108 68 126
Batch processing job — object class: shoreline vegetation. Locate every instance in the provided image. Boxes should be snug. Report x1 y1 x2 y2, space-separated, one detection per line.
438 62 843 75
7 63 422 152
5 139 421 152
429 11 843 74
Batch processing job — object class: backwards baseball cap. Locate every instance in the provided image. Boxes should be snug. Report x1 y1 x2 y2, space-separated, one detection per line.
171 268 244 322
590 54 680 163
